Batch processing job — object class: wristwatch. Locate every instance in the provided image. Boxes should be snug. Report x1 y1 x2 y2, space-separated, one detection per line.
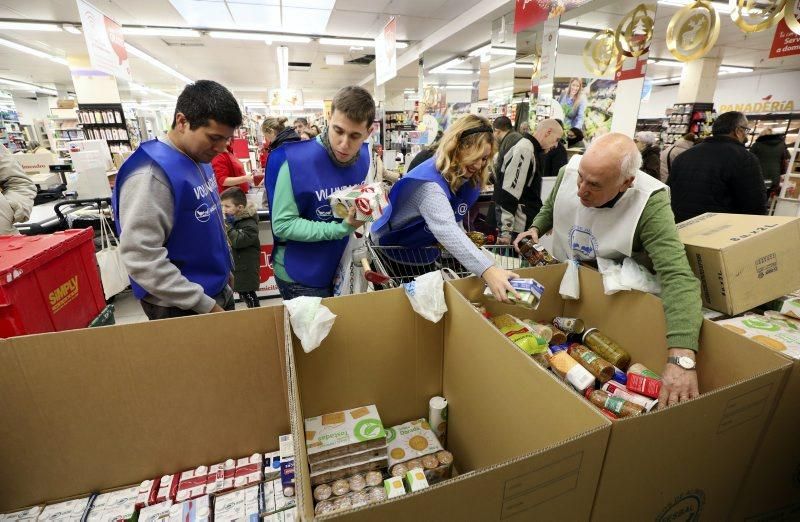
667 356 696 370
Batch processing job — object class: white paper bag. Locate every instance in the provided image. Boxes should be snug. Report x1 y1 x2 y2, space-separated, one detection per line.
285 296 337 353
403 271 448 323
95 212 129 300
559 259 581 300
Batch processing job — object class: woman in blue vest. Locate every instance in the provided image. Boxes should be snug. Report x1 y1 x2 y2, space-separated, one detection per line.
372 115 520 301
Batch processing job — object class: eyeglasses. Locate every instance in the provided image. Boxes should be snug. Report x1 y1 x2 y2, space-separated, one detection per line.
738 125 753 133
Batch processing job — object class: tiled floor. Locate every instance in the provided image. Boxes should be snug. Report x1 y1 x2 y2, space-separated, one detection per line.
111 289 282 325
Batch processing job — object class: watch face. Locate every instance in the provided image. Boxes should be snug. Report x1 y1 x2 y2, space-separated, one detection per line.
679 356 696 369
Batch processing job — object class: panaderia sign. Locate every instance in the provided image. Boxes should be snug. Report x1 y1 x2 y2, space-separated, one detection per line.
718 100 795 114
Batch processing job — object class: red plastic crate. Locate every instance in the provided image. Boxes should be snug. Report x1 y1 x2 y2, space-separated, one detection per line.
0 228 106 338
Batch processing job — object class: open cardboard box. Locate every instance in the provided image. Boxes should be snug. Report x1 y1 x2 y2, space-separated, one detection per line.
449 265 792 521
0 306 290 514
286 280 612 520
730 353 800 520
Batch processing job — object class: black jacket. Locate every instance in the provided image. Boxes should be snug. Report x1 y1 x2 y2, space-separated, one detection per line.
749 134 789 189
226 204 261 292
408 148 435 172
541 141 568 178
640 144 661 179
269 127 301 152
667 135 767 223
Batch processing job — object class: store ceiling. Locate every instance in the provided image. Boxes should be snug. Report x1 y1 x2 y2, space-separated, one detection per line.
0 0 797 103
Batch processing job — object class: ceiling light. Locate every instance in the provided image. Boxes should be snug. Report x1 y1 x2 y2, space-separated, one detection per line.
62 24 82 34
266 34 312 44
430 58 467 74
558 27 596 39
0 37 68 65
468 44 491 57
648 59 685 68
719 65 754 73
0 78 57 95
657 0 734 13
125 44 192 84
318 37 408 49
122 27 201 38
0 21 61 32
209 31 270 41
277 46 289 90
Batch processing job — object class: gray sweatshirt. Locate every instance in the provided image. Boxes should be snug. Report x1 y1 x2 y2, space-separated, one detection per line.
0 144 36 235
117 136 220 313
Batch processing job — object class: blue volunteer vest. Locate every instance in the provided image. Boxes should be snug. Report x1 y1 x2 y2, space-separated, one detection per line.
265 139 369 288
112 139 232 300
372 157 480 264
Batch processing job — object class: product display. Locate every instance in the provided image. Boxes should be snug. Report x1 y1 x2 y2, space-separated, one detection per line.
38 498 91 521
86 486 139 521
329 183 389 222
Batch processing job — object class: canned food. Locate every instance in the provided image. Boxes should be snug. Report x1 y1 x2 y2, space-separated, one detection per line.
582 328 631 369
553 317 585 334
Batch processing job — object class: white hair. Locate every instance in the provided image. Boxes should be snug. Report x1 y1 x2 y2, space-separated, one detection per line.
635 131 656 146
620 147 642 180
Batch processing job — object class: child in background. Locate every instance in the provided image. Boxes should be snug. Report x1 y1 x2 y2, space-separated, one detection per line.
220 187 262 308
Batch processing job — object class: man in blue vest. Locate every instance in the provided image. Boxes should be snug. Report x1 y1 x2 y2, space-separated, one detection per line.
265 86 374 299
114 80 242 319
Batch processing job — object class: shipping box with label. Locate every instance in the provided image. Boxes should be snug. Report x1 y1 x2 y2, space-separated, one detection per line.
0 306 291 513
450 265 791 521
286 280 612 521
677 213 800 315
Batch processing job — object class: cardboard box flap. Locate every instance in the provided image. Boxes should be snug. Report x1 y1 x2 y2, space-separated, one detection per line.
677 213 799 250
0 306 290 513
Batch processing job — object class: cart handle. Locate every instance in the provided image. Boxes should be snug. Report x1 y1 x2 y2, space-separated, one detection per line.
53 198 113 226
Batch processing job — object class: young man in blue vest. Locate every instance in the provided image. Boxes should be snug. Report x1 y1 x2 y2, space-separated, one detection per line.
266 86 374 299
114 80 242 320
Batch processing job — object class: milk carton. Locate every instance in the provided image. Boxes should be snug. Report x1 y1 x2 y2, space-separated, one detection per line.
168 495 210 522
138 501 172 522
155 473 181 503
37 498 90 521
87 486 138 521
175 466 208 502
136 479 159 508
234 454 262 488
206 460 235 494
0 506 42 521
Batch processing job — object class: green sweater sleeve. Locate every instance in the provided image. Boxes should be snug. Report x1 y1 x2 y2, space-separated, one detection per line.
530 168 567 234
271 161 354 241
634 190 703 351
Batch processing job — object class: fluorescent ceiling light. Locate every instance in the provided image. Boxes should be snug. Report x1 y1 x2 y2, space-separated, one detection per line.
468 44 491 57
430 57 467 74
128 81 175 99
719 65 754 73
0 37 68 65
657 0 734 13
0 77 57 95
648 59 685 68
277 46 289 90
267 34 312 44
0 21 61 32
122 27 201 37
62 24 82 34
125 44 192 84
558 27 595 39
318 37 408 49
209 31 269 41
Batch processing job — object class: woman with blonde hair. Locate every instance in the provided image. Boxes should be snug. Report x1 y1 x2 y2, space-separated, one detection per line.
371 115 519 300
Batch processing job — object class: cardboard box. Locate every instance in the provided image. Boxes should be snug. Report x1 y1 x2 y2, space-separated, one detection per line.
0 305 291 514
450 265 791 521
286 278 612 520
677 213 800 315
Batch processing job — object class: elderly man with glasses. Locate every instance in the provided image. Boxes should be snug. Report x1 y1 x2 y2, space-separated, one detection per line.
666 111 767 223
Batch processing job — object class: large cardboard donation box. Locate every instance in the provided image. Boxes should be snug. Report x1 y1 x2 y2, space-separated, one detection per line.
0 306 290 514
450 265 791 521
286 281 612 521
677 213 800 316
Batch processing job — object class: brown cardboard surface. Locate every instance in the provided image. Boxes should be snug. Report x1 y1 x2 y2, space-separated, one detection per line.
448 265 791 521
731 359 800 520
0 306 290 513
286 281 611 521
677 213 800 315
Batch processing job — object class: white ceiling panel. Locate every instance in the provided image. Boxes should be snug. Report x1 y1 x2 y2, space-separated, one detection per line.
332 0 391 12
281 6 334 34
226 3 283 30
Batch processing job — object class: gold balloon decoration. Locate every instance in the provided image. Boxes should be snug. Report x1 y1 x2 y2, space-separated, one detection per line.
667 0 721 61
616 4 656 58
730 0 786 32
583 30 619 75
784 0 800 34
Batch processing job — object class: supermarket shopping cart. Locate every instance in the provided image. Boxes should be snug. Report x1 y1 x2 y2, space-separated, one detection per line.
364 240 532 289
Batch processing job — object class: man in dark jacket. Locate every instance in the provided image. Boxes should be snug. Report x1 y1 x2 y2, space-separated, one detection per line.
667 111 767 223
750 129 789 191
541 119 568 178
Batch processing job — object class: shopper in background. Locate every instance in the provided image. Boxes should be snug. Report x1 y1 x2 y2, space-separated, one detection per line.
372 115 520 302
299 131 312 141
668 111 767 223
211 143 253 194
0 143 36 235
541 119 568 178
220 187 261 309
495 118 563 244
265 86 374 299
659 132 696 183
558 78 586 130
114 80 241 319
310 124 321 136
293 117 309 135
749 128 789 192
567 127 586 150
515 133 702 407
635 131 661 179
519 121 530 134
262 117 301 158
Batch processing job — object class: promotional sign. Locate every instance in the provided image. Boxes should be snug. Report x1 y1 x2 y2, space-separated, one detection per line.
538 18 560 94
666 0 721 62
770 0 800 57
268 88 303 108
256 225 279 298
615 54 648 80
375 17 397 86
76 0 131 80
514 0 592 33
554 77 617 138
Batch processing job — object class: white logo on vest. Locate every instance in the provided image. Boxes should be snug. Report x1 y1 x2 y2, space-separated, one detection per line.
569 225 599 260
457 203 468 216
316 205 333 221
195 203 213 223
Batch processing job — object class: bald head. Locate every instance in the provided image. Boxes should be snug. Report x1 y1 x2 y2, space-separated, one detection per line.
533 119 564 151
575 133 641 208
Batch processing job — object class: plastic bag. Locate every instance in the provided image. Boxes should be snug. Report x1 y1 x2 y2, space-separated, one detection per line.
96 212 129 300
559 259 581 300
597 257 661 295
332 233 369 296
403 271 448 323
285 296 337 353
